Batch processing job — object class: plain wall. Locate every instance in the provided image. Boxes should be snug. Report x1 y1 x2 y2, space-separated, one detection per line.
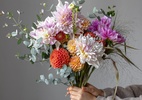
0 0 142 100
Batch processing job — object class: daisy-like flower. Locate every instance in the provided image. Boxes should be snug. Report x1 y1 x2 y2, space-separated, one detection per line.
75 34 104 68
69 56 84 72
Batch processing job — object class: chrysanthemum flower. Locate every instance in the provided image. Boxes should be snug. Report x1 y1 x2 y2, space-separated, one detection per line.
75 35 104 68
52 0 72 26
67 39 76 54
69 56 84 72
30 28 57 45
50 48 70 69
98 27 125 43
89 16 111 33
30 17 62 45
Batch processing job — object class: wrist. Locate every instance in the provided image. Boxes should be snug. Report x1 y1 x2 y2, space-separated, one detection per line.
99 89 104 96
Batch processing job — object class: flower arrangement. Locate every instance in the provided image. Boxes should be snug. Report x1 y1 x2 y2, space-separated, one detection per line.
1 0 138 94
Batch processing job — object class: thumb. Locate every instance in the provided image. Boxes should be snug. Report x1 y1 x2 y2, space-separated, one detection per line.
82 87 90 92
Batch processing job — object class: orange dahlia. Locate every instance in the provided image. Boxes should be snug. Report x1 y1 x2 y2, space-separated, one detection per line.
67 39 76 54
81 18 90 31
55 31 67 43
69 56 84 72
50 48 70 69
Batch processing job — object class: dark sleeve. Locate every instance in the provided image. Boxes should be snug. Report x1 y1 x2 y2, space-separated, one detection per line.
96 95 142 100
103 85 142 99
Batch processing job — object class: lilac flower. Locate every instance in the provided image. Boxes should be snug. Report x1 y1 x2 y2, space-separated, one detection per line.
30 28 57 45
30 17 62 45
51 0 72 26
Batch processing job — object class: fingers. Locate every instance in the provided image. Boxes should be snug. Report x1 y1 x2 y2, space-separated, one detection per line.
67 86 81 92
83 87 99 97
70 95 78 100
82 84 104 97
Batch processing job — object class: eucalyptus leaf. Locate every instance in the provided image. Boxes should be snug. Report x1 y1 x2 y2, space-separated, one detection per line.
48 73 54 80
93 7 98 13
28 39 34 47
25 33 29 38
11 30 18 37
78 0 85 4
88 13 96 18
44 79 49 85
23 41 30 46
40 75 45 81
31 48 36 55
29 55 36 62
19 31 24 35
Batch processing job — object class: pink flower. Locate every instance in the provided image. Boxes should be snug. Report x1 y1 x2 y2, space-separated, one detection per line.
97 27 125 43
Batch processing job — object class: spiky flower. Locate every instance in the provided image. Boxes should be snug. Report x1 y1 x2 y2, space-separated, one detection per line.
75 34 104 68
30 17 61 45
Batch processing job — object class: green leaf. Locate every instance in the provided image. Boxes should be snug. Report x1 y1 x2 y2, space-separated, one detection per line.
32 22 37 29
108 6 111 9
78 0 85 4
115 47 141 70
7 12 13 19
100 9 106 16
36 14 41 21
17 38 22 45
42 52 49 59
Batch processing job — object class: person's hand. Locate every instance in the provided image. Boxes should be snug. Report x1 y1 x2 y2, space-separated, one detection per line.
82 83 104 97
67 86 97 100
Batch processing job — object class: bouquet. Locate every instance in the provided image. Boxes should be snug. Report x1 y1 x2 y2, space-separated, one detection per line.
1 0 138 96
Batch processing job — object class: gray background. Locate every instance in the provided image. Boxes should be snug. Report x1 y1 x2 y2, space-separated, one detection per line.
0 0 142 100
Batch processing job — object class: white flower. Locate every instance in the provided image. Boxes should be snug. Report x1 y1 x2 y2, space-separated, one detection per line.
75 34 104 68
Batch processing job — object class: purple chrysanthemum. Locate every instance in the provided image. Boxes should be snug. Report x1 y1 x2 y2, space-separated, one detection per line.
97 27 125 43
89 16 111 33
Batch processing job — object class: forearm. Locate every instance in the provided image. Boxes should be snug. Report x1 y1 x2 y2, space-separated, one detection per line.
96 95 142 100
103 85 142 98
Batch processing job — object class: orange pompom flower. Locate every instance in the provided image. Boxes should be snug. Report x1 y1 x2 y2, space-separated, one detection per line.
50 48 70 69
69 56 84 72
